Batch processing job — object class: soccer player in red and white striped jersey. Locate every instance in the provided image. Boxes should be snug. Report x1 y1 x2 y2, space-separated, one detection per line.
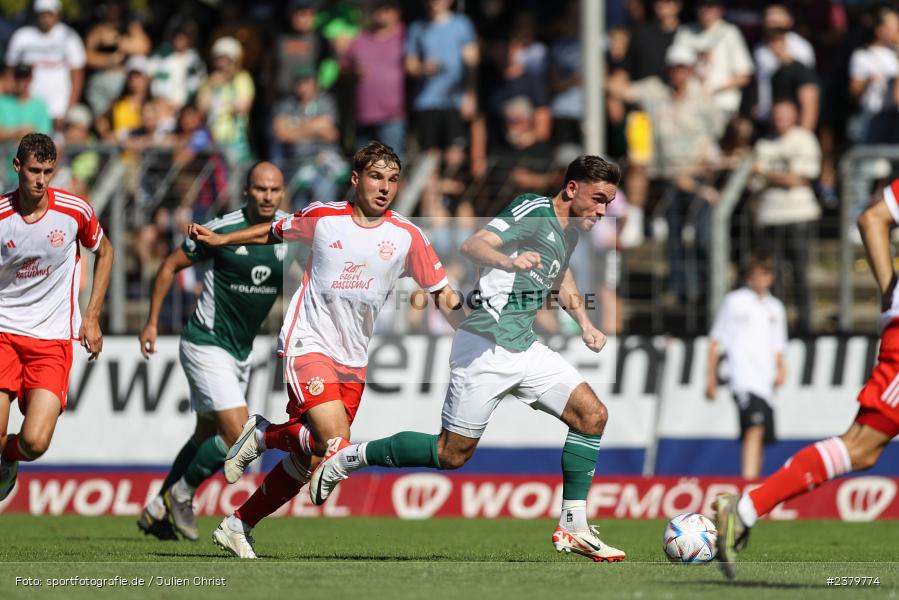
715 180 899 578
0 133 114 501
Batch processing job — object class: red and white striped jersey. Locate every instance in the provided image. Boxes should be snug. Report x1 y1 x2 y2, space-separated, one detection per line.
0 188 104 341
273 201 448 367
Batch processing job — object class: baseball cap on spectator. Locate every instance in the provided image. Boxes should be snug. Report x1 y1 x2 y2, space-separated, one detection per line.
665 44 697 67
13 63 32 78
211 37 242 61
125 55 150 76
64 104 93 129
34 0 60 13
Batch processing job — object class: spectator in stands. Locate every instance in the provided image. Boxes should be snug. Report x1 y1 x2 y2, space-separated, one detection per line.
95 55 152 142
767 29 819 132
848 7 899 144
752 4 815 128
508 12 546 81
197 36 255 166
55 104 100 198
591 188 630 335
274 0 333 97
707 252 788 479
4 0 85 129
0 63 52 188
548 2 584 146
342 0 406 158
488 34 551 147
673 0 753 120
149 20 206 113
625 0 682 82
210 0 265 76
608 44 723 303
405 0 479 220
273 65 345 209
752 99 822 333
83 0 151 119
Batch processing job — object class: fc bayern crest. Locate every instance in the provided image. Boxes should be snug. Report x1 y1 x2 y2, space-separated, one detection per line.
378 240 396 260
47 229 65 248
306 376 325 396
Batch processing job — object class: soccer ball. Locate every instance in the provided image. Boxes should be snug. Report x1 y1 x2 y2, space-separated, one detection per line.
662 512 717 564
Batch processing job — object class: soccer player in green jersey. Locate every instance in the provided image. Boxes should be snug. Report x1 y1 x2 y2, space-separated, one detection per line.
309 155 627 562
136 162 295 541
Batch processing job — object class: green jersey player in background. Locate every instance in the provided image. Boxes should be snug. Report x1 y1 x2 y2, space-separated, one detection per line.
308 155 626 562
136 162 296 541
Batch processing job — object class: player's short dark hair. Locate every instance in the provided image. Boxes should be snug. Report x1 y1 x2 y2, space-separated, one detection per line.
244 160 273 190
746 251 775 274
564 155 621 187
16 132 57 164
353 141 401 174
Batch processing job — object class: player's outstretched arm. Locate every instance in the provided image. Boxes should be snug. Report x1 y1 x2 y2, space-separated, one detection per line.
705 339 719 401
558 267 607 353
460 229 541 272
189 221 278 247
432 285 467 330
140 248 195 358
858 199 896 306
80 235 114 361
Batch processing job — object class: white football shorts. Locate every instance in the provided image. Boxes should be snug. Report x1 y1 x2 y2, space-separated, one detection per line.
179 339 251 414
441 329 585 438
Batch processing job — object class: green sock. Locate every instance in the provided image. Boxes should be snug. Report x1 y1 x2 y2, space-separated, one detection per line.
363 432 440 468
183 435 229 488
562 430 601 501
160 438 199 494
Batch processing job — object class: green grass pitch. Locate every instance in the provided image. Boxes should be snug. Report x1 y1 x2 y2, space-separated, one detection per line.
0 516 896 599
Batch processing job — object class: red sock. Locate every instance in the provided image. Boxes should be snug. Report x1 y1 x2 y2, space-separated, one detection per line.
235 462 305 527
263 418 314 455
748 437 851 517
1 434 33 462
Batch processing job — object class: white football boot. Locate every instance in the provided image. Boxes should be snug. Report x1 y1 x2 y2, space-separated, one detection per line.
224 414 270 484
308 437 351 505
163 480 199 541
212 515 258 559
552 524 627 562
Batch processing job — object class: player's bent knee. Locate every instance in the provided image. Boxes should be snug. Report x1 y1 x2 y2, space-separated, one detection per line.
849 446 882 472
20 432 52 458
438 449 471 470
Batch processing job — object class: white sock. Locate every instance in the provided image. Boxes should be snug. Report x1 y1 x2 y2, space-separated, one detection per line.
226 514 251 534
340 442 368 472
559 500 588 531
254 424 267 450
147 495 166 519
172 477 196 501
737 495 758 528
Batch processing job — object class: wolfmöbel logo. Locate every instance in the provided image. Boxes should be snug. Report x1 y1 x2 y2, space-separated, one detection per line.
836 477 897 521
4 473 898 520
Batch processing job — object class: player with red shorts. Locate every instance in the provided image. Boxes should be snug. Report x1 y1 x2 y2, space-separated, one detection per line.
188 141 464 558
0 133 114 500
714 179 899 579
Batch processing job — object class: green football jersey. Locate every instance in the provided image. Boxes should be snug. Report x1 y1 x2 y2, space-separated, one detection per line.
460 194 578 351
181 208 295 360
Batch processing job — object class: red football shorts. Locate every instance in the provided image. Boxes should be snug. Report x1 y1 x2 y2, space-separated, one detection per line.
0 332 72 413
284 353 366 424
856 323 899 438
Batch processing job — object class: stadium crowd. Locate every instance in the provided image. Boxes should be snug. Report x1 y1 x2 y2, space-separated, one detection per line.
0 0 888 334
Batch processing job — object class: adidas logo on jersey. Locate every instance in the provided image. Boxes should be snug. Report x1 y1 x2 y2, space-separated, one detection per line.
4 240 14 249
235 246 249 255
329 240 343 249
547 231 555 242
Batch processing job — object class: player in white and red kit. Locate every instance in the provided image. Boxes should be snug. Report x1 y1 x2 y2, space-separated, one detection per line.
188 141 463 558
715 179 899 579
0 133 114 500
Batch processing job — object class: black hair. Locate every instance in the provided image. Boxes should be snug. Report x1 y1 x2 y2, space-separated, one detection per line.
16 132 57 164
563 155 621 186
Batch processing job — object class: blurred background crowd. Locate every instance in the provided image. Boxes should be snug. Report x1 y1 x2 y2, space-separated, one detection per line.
0 0 895 338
